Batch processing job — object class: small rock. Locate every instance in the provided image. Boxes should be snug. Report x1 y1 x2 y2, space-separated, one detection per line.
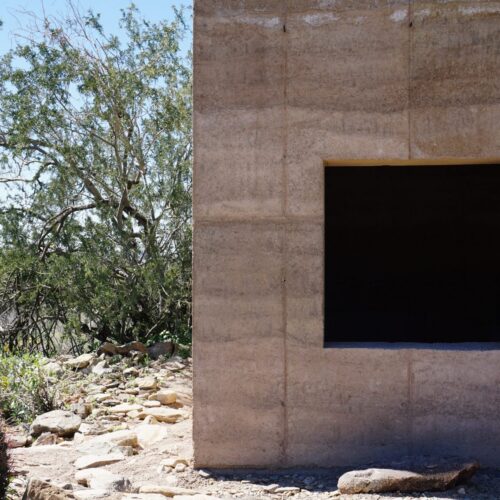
143 415 159 425
74 452 125 470
136 377 157 391
137 408 183 423
23 479 76 499
175 463 187 473
75 468 131 492
33 432 59 446
92 360 112 376
123 367 140 377
71 403 92 419
136 424 169 448
154 390 177 405
42 362 64 376
65 353 95 370
7 434 28 449
458 487 467 495
197 470 210 478
30 410 82 437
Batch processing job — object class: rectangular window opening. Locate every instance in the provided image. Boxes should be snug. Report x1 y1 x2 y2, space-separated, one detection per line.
324 164 500 345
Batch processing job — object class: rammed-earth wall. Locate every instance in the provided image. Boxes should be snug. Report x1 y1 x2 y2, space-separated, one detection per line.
193 0 500 467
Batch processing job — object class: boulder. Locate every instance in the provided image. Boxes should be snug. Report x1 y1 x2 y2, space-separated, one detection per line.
75 468 131 492
65 354 95 370
74 452 125 470
337 462 480 494
137 408 183 423
30 410 81 438
22 479 76 499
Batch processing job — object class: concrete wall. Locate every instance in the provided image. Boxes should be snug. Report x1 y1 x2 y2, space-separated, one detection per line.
193 0 500 468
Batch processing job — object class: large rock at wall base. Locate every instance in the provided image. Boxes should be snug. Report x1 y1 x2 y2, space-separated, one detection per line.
75 468 131 492
337 462 480 494
22 479 76 499
30 410 81 437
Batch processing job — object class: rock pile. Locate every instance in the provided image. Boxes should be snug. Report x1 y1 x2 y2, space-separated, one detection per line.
7 342 197 499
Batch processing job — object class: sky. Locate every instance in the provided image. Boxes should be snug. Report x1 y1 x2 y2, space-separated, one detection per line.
0 0 192 55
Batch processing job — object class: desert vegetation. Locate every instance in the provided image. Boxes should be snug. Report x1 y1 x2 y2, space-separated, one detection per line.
0 2 192 355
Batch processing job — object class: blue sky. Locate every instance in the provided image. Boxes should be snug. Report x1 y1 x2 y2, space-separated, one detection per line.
0 0 192 55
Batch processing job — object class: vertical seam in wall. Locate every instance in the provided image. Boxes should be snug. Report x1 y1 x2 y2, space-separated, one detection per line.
407 0 414 456
407 349 414 457
281 0 290 467
408 0 413 160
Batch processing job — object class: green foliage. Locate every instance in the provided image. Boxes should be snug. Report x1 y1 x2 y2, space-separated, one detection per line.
0 352 59 423
0 3 192 353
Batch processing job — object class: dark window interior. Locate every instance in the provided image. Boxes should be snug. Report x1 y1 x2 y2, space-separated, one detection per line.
325 164 500 344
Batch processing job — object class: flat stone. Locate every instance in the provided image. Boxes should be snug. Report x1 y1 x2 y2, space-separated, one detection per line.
154 390 177 405
74 452 125 470
76 430 138 454
337 462 480 494
137 408 183 423
30 410 82 437
108 404 143 414
143 400 161 408
75 468 131 492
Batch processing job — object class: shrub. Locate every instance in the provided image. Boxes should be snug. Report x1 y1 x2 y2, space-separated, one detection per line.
0 352 59 423
0 419 8 499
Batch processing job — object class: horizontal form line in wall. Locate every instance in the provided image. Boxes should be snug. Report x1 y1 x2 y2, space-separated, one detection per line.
324 157 500 167
194 215 323 224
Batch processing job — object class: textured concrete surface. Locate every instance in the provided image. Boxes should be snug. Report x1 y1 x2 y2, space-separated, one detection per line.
193 0 500 467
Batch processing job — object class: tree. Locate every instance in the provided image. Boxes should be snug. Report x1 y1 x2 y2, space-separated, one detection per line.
0 3 192 354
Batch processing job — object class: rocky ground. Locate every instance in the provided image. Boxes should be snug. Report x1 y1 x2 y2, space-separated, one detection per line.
4 348 500 500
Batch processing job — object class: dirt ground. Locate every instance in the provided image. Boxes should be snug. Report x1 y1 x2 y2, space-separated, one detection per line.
6 357 500 500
